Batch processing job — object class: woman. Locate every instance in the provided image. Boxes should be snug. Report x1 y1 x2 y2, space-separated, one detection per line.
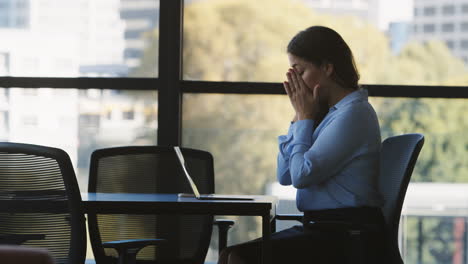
218 26 387 264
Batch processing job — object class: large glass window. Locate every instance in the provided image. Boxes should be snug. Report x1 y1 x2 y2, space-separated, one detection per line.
442 5 455 16
182 0 468 86
462 4 468 13
0 87 157 192
423 24 436 33
462 22 468 32
0 0 159 77
442 23 454 33
369 96 468 264
423 7 436 16
183 92 468 263
182 93 291 262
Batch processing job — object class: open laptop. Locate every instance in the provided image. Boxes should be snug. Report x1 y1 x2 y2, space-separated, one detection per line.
174 146 253 201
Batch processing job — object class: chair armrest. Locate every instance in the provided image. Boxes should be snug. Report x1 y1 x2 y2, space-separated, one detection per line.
0 234 46 245
275 214 303 222
213 219 236 255
102 238 166 251
103 239 166 264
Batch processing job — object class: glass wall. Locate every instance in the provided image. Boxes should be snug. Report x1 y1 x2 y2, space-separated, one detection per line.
0 0 159 77
1 0 467 263
0 87 157 191
182 1 468 263
183 0 468 86
183 92 468 263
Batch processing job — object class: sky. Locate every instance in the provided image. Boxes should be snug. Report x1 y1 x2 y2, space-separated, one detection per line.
377 0 414 30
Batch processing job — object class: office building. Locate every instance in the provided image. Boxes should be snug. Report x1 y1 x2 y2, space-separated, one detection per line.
302 0 380 28
388 21 412 54
0 0 129 167
413 0 468 63
0 0 30 28
119 0 159 70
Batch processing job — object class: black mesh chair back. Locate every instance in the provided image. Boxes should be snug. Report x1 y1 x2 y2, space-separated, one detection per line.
88 146 214 264
0 142 86 264
378 134 424 263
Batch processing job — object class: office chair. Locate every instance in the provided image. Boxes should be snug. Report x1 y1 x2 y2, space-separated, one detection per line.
275 133 425 264
0 245 55 264
88 146 234 264
0 142 87 264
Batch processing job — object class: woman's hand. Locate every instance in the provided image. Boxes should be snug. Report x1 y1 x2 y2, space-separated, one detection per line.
283 68 320 121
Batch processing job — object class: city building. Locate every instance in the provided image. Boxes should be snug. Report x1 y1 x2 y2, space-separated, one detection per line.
388 21 412 54
119 0 159 71
0 0 30 28
412 0 468 63
0 0 129 168
302 0 380 28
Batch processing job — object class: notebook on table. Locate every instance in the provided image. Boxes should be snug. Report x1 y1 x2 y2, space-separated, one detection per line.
174 146 253 201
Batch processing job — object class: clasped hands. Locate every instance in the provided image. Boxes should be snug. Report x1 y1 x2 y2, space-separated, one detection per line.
283 68 321 121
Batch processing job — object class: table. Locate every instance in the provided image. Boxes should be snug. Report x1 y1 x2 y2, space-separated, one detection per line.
82 192 278 264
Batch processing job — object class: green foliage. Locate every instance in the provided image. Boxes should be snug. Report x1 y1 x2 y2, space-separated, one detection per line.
130 31 159 78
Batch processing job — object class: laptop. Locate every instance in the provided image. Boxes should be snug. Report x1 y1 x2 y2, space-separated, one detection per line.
174 146 253 201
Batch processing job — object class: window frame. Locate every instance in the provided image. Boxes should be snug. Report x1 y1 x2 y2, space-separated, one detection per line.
0 0 467 149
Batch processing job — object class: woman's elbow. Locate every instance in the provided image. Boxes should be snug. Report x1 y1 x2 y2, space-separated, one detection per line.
291 169 321 189
277 170 292 186
290 165 313 189
291 177 309 189
277 173 292 186
278 178 292 186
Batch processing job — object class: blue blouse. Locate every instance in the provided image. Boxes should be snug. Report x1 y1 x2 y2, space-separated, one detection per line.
277 89 384 211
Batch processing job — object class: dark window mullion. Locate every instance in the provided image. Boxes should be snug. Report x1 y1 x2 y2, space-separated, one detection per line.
0 77 158 90
181 81 468 99
157 0 183 146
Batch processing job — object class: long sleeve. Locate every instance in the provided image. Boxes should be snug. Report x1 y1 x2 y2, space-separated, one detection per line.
276 123 295 185
289 107 374 189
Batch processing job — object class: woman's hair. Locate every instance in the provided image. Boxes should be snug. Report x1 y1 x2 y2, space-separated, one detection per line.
287 26 360 90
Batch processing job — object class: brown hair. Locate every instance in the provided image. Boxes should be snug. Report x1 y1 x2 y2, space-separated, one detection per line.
287 26 360 90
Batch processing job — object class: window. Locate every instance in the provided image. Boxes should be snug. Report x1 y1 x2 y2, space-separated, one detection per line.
183 93 468 263
446 40 454 49
414 7 419 17
0 17 7 27
461 22 468 32
423 6 436 16
423 24 436 33
2 0 468 263
182 1 468 262
1 87 157 194
1 0 159 77
462 4 468 13
15 15 28 27
442 23 455 33
442 5 455 15
461 40 468 49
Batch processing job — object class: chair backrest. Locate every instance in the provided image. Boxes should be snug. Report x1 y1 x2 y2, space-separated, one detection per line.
378 133 424 262
88 146 214 264
0 142 86 264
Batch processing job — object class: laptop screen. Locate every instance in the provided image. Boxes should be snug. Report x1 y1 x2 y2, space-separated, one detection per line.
174 146 201 198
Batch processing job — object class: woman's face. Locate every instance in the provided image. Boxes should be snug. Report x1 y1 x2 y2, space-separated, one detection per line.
287 53 330 103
